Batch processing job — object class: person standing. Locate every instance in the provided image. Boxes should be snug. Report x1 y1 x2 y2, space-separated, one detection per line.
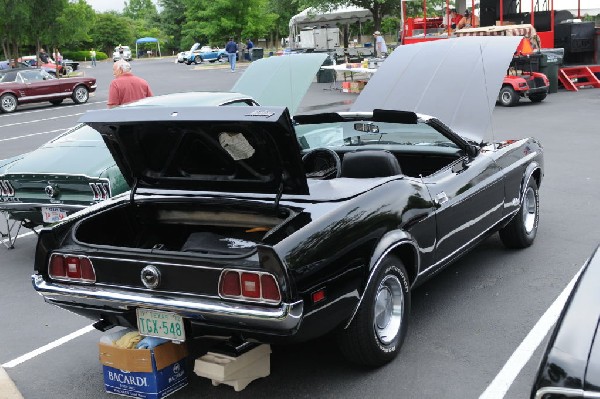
373 31 388 58
38 48 49 63
441 8 461 30
107 60 153 108
246 38 254 61
225 38 238 72
90 49 97 67
457 9 479 29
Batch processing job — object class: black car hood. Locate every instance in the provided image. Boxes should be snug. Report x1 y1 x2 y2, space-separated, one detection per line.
79 106 309 195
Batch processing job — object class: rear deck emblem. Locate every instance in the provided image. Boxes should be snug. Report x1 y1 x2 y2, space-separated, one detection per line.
141 265 161 289
45 184 59 198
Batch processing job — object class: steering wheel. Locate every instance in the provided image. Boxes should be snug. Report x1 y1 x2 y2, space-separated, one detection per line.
302 148 341 179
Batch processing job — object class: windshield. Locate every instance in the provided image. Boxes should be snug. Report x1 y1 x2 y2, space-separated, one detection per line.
295 120 459 151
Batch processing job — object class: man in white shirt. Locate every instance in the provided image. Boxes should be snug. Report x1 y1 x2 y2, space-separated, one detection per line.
373 31 388 58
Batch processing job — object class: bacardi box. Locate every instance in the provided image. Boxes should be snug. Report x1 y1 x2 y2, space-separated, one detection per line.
99 341 188 399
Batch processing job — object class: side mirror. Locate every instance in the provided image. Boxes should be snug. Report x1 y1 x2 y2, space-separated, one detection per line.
466 144 479 158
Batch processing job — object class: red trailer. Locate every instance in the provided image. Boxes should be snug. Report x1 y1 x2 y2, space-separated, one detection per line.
401 0 593 52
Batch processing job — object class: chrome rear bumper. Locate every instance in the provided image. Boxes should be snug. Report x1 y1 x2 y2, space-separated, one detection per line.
32 274 303 332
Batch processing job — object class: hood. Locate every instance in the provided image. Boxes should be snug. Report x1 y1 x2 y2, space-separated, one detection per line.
351 36 522 142
231 53 328 115
78 106 309 196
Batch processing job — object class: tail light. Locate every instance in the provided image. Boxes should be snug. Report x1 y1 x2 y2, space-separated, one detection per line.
0 180 15 197
219 270 281 303
48 253 96 283
90 182 111 201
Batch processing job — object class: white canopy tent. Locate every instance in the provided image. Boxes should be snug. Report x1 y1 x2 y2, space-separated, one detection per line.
289 6 373 49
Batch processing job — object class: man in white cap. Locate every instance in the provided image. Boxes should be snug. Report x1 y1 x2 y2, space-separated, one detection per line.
373 31 388 58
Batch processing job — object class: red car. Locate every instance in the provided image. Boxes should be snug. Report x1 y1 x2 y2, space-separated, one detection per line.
0 68 96 113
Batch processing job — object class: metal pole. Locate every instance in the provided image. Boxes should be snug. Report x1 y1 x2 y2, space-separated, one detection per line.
423 0 427 37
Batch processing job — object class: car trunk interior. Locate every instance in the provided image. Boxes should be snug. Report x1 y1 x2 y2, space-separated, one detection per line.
74 202 294 254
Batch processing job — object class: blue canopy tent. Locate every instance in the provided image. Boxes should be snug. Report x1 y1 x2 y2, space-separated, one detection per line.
135 37 161 58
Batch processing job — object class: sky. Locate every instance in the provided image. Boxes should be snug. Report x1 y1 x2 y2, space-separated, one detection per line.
85 0 160 13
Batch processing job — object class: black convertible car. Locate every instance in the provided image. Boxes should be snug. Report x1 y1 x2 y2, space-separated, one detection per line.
531 244 600 399
32 37 543 367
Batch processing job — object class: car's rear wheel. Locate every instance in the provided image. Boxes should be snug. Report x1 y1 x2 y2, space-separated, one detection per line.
0 93 18 113
499 178 539 248
64 65 73 75
50 99 63 106
337 255 410 367
72 85 89 104
498 86 519 107
529 93 546 103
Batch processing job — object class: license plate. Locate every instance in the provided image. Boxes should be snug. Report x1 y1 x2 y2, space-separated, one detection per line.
41 207 67 223
136 308 185 342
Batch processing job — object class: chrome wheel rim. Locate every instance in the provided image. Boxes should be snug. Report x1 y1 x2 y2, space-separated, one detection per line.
75 88 88 102
1 95 16 112
522 186 537 234
374 274 403 345
501 91 512 104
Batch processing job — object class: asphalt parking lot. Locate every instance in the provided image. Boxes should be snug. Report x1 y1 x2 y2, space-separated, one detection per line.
1 57 599 399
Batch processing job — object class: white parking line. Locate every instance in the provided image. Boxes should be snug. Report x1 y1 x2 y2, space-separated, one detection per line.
0 112 85 129
479 267 582 399
0 101 104 119
0 128 67 142
2 325 95 368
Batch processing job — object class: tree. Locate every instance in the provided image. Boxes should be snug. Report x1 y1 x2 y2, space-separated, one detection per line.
181 0 276 47
0 0 31 65
26 0 67 75
124 0 158 21
53 1 96 51
266 0 302 49
158 0 187 50
89 12 136 55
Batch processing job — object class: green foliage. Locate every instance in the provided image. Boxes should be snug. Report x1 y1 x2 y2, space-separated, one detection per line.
181 0 277 48
158 0 187 50
63 50 108 61
124 0 159 21
90 13 136 55
54 0 96 48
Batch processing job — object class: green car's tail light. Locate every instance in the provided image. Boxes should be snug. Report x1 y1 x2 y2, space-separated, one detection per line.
49 253 96 283
0 180 15 197
219 269 281 303
89 182 111 201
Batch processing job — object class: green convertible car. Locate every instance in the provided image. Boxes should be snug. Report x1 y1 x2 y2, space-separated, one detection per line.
0 53 328 247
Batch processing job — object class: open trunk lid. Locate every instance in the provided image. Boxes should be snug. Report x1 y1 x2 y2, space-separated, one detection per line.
79 106 309 196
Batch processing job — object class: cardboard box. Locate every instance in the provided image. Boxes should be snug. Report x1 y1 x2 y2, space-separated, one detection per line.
349 81 366 93
99 341 188 399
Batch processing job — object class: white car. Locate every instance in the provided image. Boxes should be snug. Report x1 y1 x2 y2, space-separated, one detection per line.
113 46 132 62
177 51 190 63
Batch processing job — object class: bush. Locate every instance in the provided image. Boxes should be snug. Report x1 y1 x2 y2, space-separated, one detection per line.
62 50 108 61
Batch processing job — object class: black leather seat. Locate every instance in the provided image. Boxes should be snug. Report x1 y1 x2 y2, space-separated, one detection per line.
341 150 402 178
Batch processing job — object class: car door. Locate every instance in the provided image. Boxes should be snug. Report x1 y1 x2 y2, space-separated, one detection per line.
18 70 61 101
424 152 504 267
